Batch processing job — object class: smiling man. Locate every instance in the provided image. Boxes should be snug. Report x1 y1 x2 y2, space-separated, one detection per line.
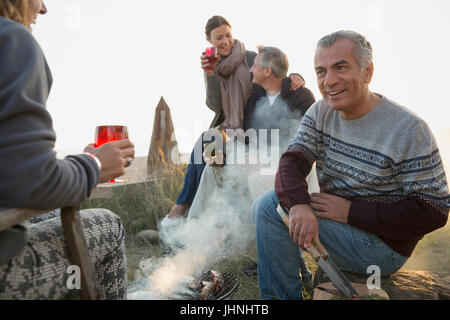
314 36 379 120
252 30 449 300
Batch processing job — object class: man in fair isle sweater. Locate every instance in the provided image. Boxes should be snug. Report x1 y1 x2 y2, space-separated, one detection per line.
251 30 449 300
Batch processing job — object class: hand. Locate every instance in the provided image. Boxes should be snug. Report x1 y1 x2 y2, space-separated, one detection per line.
289 204 319 249
289 73 305 91
310 193 351 224
201 52 217 76
203 149 225 167
84 139 135 183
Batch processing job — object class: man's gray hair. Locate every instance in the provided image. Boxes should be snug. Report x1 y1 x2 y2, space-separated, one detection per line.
257 46 289 79
317 30 373 69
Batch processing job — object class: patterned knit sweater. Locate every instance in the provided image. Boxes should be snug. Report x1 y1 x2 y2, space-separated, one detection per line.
275 95 449 257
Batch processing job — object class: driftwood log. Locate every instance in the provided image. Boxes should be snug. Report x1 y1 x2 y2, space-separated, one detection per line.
313 267 450 300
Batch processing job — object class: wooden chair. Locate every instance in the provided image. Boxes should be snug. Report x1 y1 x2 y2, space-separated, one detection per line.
0 186 113 300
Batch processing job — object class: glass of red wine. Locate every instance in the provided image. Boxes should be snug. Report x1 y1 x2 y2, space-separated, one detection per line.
204 47 218 71
94 125 129 182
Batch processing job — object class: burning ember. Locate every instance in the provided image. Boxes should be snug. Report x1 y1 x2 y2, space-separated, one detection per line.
197 271 224 300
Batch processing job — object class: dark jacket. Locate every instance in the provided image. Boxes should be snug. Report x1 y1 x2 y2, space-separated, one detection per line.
244 78 316 151
244 78 315 128
0 17 100 263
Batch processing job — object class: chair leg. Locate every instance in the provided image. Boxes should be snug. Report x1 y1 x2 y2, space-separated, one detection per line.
61 206 102 300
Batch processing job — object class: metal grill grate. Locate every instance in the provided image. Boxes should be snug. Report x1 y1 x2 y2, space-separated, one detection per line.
191 272 240 300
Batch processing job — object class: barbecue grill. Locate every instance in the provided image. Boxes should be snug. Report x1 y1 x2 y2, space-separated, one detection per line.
127 271 240 300
191 272 240 300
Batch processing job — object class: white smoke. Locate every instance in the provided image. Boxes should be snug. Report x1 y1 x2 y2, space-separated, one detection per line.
128 166 255 300
128 96 313 300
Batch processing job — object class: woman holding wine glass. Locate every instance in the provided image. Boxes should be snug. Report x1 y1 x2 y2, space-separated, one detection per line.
0 0 134 299
163 15 306 223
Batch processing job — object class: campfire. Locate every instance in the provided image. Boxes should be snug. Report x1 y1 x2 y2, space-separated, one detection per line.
127 177 250 301
127 249 240 300
128 268 239 300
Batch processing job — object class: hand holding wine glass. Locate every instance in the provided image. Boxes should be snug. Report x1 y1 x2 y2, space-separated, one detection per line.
84 125 135 183
201 47 218 75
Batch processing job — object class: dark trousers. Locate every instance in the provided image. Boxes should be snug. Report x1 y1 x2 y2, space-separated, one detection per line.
176 155 206 205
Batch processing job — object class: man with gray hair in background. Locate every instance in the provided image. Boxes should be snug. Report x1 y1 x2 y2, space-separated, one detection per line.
185 45 316 221
252 30 449 300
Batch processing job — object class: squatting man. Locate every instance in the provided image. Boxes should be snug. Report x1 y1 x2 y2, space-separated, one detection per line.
251 30 449 300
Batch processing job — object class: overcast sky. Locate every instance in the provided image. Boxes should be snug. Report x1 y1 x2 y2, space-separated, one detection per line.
32 0 450 158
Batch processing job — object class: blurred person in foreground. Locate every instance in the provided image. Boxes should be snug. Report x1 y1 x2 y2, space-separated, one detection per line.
252 30 449 300
0 0 135 299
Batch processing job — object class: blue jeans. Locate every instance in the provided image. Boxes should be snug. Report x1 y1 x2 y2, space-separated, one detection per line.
176 152 206 205
251 190 408 300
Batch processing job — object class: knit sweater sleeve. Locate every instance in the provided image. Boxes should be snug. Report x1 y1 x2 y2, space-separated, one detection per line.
348 119 449 239
348 197 448 240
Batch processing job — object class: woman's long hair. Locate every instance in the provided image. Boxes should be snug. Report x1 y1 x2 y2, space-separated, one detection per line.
0 0 30 28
